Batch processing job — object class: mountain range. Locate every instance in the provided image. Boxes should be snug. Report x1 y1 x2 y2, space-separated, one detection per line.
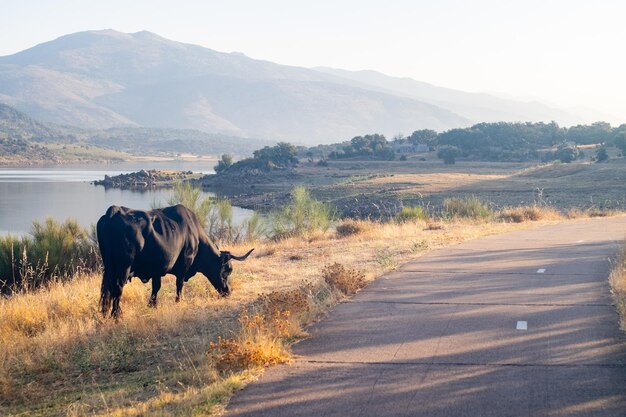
0 29 585 145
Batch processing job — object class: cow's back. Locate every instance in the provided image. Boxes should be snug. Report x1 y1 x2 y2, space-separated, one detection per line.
134 205 203 278
98 204 204 280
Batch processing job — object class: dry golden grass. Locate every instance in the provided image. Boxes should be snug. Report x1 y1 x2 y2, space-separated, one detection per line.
360 172 507 194
322 263 366 295
0 217 564 416
566 207 624 219
499 206 564 223
335 219 372 237
609 243 626 332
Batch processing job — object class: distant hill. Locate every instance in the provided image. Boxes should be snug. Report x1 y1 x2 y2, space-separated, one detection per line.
0 102 272 159
87 127 274 156
0 102 64 141
0 29 585 145
313 67 581 126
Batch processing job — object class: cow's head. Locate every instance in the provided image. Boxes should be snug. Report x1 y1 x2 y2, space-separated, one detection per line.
211 248 254 296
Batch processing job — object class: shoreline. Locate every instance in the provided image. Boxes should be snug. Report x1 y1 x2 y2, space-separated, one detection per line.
0 153 218 168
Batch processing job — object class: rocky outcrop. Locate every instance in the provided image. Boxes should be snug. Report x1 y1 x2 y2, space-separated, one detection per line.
93 169 198 189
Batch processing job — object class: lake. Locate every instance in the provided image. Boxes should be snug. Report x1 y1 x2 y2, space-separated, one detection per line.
0 161 254 235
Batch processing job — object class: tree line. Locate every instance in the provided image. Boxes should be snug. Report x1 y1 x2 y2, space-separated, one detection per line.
214 121 626 172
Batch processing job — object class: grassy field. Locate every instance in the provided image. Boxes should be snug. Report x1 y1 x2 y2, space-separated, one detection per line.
0 215 575 417
44 144 133 162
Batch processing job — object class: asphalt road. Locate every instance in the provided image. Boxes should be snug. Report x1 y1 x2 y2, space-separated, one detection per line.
227 217 626 417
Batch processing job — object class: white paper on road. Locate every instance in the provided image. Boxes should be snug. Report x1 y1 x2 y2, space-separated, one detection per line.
516 321 528 330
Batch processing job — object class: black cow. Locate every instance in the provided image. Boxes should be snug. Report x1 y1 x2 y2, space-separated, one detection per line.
97 204 253 318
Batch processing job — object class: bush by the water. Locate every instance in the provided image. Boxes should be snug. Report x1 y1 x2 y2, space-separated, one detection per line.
271 186 333 239
219 142 299 173
214 154 234 173
167 181 212 228
0 218 99 293
443 196 493 220
167 182 265 244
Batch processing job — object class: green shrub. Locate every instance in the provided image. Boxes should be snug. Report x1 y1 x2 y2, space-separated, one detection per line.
0 219 99 293
168 182 262 244
555 144 580 163
207 198 234 242
271 186 333 239
167 181 212 228
443 196 492 220
437 145 461 164
316 159 329 167
396 206 429 222
0 235 27 292
241 212 266 242
214 154 234 174
596 147 609 162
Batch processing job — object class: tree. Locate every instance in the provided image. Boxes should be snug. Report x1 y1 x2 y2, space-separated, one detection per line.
614 131 626 155
595 147 608 162
437 145 461 164
331 134 393 160
392 133 406 143
253 142 299 169
408 129 438 149
566 121 612 145
555 144 580 163
214 154 234 174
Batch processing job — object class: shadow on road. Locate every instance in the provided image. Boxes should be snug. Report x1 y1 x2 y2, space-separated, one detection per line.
228 228 626 417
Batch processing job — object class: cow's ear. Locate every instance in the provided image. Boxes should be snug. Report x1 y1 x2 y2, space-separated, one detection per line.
220 251 231 264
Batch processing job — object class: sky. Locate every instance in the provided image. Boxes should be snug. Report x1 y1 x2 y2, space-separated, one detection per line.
1 0 624 122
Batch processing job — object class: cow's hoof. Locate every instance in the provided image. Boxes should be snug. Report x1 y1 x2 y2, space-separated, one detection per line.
148 300 157 308
175 296 181 303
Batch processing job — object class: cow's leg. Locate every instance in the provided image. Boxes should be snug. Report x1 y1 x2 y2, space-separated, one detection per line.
100 269 113 317
175 275 184 302
149 276 161 307
110 283 123 319
111 267 130 319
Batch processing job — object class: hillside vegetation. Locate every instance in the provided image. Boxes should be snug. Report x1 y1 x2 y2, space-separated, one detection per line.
0 103 273 164
307 121 626 163
204 125 626 218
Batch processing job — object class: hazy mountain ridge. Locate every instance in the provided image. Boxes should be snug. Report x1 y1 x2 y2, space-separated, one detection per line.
313 67 582 126
0 30 469 143
0 30 584 144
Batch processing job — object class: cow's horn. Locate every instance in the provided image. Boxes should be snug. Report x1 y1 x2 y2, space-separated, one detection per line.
228 248 254 261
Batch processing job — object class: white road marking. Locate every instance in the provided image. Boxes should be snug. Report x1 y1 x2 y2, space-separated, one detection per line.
537 268 546 273
516 321 528 330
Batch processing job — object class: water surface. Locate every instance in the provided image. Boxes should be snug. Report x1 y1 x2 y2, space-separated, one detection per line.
0 162 252 235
